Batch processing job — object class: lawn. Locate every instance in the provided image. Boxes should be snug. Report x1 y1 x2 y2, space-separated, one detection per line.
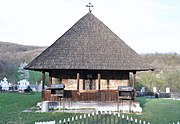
0 93 77 124
135 97 180 124
0 93 179 124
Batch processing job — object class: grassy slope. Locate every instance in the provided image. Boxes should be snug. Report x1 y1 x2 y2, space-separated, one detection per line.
136 97 180 124
0 93 40 123
0 93 76 124
0 93 179 124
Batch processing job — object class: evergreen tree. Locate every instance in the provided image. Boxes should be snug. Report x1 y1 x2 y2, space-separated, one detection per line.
18 62 30 80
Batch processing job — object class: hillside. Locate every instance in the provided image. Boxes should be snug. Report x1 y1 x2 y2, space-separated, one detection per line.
141 53 180 92
141 53 180 72
0 41 46 62
0 41 46 82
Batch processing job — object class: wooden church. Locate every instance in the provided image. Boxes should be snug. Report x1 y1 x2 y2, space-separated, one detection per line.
25 10 154 102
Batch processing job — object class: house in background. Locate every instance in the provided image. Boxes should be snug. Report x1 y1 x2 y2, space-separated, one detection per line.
25 11 154 102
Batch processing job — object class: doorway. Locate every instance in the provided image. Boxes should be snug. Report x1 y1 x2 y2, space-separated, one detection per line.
83 79 96 90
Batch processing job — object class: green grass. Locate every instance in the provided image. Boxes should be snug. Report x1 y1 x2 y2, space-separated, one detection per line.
0 93 179 124
0 93 77 124
135 97 180 124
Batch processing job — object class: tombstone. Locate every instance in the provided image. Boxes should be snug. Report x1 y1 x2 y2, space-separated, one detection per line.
141 87 145 92
166 87 170 93
140 87 145 96
153 87 157 93
32 87 37 92
41 101 49 112
1 77 10 91
17 79 30 91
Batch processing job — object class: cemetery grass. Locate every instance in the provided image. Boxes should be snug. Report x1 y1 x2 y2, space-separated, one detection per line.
0 93 180 124
0 92 77 124
135 97 180 124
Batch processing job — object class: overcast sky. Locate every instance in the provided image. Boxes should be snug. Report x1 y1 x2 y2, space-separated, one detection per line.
0 0 180 53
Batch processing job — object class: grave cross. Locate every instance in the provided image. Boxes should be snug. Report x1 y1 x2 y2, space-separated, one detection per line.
86 2 93 13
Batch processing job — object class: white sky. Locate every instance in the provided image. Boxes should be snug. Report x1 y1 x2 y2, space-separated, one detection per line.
0 0 180 53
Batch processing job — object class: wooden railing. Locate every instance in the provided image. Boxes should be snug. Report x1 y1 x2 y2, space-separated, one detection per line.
42 90 119 102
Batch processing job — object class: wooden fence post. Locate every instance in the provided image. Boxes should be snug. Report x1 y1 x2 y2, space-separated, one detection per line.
135 119 138 124
100 111 103 124
88 113 90 124
130 117 133 124
113 112 116 124
79 115 82 124
121 114 124 124
139 120 142 124
109 111 111 124
84 114 86 124
127 116 129 124
118 113 120 124
96 111 99 124
67 118 70 124
92 112 95 124
75 116 78 124
72 117 74 124
105 111 107 124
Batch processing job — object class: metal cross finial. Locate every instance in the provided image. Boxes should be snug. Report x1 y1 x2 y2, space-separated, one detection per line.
86 2 93 13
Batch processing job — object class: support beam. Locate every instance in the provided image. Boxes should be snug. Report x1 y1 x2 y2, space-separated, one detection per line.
77 73 80 90
107 79 109 90
98 73 101 90
132 71 136 89
48 72 52 87
127 79 130 86
41 70 45 101
42 70 45 90
59 78 62 84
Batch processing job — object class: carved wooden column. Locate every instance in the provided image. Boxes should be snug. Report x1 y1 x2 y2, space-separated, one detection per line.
107 79 110 90
48 72 52 87
77 73 80 90
132 71 136 89
42 70 45 90
98 73 101 90
41 70 45 101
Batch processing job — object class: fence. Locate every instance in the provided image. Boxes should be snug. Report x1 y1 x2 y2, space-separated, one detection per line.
0 121 18 124
59 111 150 124
35 120 56 124
33 111 180 124
169 122 180 124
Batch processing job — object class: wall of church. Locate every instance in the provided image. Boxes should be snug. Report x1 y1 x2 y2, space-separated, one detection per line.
50 69 130 90
60 79 129 90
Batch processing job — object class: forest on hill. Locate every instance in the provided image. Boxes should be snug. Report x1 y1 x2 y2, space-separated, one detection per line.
0 41 179 92
138 53 180 92
0 41 46 82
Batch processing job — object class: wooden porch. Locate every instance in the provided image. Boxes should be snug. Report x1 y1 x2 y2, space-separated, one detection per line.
40 89 141 113
42 90 119 102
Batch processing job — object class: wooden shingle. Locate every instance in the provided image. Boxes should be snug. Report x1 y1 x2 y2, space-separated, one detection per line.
25 12 154 71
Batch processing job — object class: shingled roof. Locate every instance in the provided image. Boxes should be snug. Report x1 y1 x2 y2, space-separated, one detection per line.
25 12 154 71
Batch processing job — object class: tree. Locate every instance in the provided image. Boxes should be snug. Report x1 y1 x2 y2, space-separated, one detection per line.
18 62 30 80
